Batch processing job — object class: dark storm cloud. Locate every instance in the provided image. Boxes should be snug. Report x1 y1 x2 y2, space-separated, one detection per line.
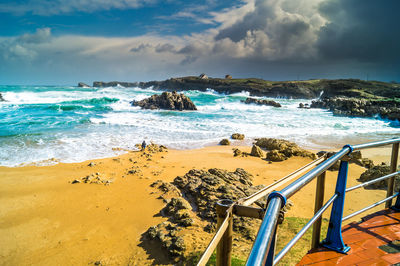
317 0 400 63
211 0 322 62
215 0 271 42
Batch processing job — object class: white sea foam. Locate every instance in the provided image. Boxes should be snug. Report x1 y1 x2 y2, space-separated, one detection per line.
1 85 399 166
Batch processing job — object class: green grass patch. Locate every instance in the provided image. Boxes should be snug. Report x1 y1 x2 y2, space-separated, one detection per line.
187 251 245 266
275 217 329 265
190 217 328 265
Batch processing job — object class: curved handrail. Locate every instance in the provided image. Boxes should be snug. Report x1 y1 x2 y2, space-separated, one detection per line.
247 138 400 265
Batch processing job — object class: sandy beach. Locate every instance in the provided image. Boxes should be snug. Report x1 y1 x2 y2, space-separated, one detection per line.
0 144 394 265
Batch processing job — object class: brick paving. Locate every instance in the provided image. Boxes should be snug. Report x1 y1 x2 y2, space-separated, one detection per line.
298 209 400 265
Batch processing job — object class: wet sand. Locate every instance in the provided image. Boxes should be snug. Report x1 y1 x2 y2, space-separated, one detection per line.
0 145 394 265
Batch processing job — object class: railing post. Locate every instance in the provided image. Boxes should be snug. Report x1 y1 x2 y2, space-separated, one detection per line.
216 199 234 266
266 228 277 265
322 149 351 254
312 171 326 249
386 143 399 208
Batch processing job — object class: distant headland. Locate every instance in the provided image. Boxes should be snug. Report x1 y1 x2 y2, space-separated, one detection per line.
81 74 400 100
77 75 400 122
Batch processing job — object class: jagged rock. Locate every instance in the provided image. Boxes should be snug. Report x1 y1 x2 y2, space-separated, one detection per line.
0 93 5 101
361 158 374 169
219 139 230 145
231 133 245 140
242 97 281 107
266 150 286 162
72 172 113 185
358 164 398 191
146 222 186 257
164 198 194 227
145 143 168 153
173 168 257 220
165 198 191 213
299 103 305 108
204 223 216 233
310 97 400 121
233 148 242 157
250 145 263 157
146 167 266 258
78 82 90 88
255 138 316 160
131 91 197 111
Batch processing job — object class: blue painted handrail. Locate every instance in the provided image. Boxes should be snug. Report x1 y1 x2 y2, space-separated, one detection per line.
246 138 400 266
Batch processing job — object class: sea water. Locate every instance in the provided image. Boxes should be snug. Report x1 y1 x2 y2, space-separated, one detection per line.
0 85 399 166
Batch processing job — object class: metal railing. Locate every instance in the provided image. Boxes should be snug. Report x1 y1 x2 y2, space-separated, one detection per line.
197 138 400 266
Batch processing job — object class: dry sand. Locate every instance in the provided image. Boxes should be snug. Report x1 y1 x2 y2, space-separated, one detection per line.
0 145 394 265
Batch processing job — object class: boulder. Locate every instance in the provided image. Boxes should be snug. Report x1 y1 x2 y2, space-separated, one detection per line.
231 133 245 140
232 148 242 157
255 138 316 160
242 97 281 107
250 145 263 157
164 198 194 227
266 150 287 162
146 222 186 257
0 93 4 102
219 139 230 145
131 91 197 111
358 164 397 191
172 168 260 226
78 82 90 88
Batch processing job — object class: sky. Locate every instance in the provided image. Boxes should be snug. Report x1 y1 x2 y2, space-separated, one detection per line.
0 0 399 85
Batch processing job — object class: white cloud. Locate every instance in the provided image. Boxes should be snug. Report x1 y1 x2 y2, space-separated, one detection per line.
0 0 156 15
1 0 398 84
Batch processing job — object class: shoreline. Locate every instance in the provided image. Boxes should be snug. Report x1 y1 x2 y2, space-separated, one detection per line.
0 143 394 265
1 134 393 168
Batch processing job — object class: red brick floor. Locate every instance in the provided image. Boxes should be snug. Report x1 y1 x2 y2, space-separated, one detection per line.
298 209 400 265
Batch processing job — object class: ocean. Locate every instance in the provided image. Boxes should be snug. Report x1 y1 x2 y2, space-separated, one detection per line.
0 85 399 167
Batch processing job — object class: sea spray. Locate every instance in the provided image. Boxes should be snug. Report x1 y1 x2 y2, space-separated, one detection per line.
0 85 399 166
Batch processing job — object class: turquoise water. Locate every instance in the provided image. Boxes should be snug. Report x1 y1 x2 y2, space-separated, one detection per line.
0 85 399 166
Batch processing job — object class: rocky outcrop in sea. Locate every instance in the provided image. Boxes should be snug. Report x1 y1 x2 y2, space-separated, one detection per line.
78 82 90 88
0 93 5 101
131 91 197 111
242 97 281 107
310 97 400 121
231 133 245 140
93 81 138 87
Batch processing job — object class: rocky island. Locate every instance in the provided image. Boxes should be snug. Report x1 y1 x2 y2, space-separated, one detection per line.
131 91 197 111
